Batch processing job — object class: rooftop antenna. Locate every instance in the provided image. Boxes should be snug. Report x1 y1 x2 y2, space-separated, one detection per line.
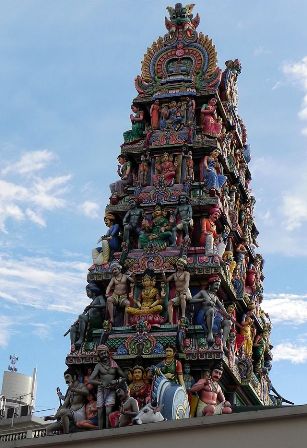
8 354 18 372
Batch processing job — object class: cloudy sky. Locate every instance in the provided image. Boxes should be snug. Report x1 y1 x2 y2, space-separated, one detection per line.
0 0 306 414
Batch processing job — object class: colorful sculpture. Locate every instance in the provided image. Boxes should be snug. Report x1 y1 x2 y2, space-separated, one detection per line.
126 269 163 317
92 212 120 266
138 205 174 249
153 152 177 186
201 98 222 138
123 104 145 143
164 258 192 324
106 262 134 326
110 154 132 197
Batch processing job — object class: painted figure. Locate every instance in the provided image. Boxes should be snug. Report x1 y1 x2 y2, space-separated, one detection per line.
76 393 98 430
127 269 163 316
138 205 174 249
92 213 120 266
106 262 134 326
110 154 132 197
163 258 192 324
202 149 226 194
46 372 89 435
123 104 145 143
200 207 221 255
129 366 151 408
184 151 194 181
201 98 222 138
153 153 177 186
190 362 232 416
138 154 150 186
122 198 143 247
190 276 231 350
173 193 193 241
156 345 185 388
89 345 125 429
150 100 160 130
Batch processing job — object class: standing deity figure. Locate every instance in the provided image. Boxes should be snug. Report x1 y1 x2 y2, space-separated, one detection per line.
69 283 106 351
110 154 132 197
153 152 177 186
186 97 196 125
159 103 169 130
89 345 125 430
190 276 231 350
253 327 270 375
106 262 134 326
46 371 89 435
200 207 221 256
163 258 192 324
190 362 232 416
150 99 160 130
127 269 163 317
137 153 150 186
201 149 227 195
156 345 185 388
128 366 151 408
122 198 143 247
138 205 174 249
173 194 193 242
240 313 255 358
184 151 194 182
92 212 120 266
201 98 222 138
123 104 145 143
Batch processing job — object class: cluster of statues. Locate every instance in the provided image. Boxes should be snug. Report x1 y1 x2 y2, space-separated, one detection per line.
46 343 232 435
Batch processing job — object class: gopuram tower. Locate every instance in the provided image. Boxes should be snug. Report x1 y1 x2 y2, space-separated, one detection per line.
51 3 278 434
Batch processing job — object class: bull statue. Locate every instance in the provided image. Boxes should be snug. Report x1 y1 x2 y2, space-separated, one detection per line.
133 401 165 425
135 370 190 424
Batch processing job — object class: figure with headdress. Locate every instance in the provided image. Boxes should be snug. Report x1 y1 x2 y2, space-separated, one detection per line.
126 269 163 317
106 262 134 326
173 193 193 242
201 98 222 138
68 283 106 351
123 104 145 143
190 276 231 350
200 206 221 256
156 345 185 387
128 365 151 408
190 362 232 416
89 345 125 429
91 212 120 266
138 205 174 249
110 154 133 198
201 148 226 194
163 258 192 324
122 198 144 247
153 152 177 187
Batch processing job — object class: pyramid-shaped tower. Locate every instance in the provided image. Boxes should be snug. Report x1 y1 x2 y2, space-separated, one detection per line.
60 3 275 433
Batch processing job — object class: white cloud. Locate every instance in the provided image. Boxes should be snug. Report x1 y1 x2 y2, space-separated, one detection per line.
263 293 307 325
282 195 307 231
1 150 55 176
283 57 307 134
273 342 307 364
31 323 51 340
0 316 16 348
0 151 71 232
0 252 89 314
79 201 100 219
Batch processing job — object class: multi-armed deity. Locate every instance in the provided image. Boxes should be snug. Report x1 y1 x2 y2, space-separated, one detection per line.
49 2 285 436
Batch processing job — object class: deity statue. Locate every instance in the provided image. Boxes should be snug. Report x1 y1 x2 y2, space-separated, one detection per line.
190 276 231 350
110 154 132 197
159 103 169 130
128 365 151 408
126 269 163 317
201 149 227 194
190 362 232 416
150 99 160 130
153 152 177 186
186 97 196 125
106 262 134 326
89 345 125 429
253 328 270 375
46 371 89 435
91 213 120 266
137 153 150 186
156 345 185 388
199 206 221 256
201 98 222 138
163 258 192 324
184 150 194 182
183 363 195 391
123 104 145 143
165 3 200 37
240 304 256 358
68 283 106 351
76 393 98 430
138 205 174 249
109 380 139 428
173 193 193 242
122 198 144 247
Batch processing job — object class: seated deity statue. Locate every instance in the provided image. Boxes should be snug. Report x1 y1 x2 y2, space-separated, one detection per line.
153 152 177 186
126 269 163 317
123 104 145 143
138 205 174 249
128 366 151 409
91 212 120 266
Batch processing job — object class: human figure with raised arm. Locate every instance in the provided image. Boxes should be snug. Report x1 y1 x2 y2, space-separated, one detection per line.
190 275 231 349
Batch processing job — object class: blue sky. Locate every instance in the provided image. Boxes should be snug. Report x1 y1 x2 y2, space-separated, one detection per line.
0 0 307 414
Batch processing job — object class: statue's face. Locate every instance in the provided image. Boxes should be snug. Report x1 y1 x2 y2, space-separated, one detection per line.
179 195 187 204
154 207 162 217
116 388 125 400
211 280 221 292
210 210 220 221
142 276 152 288
184 364 190 374
64 374 73 386
112 266 120 276
176 262 185 271
98 349 109 361
165 347 175 359
133 369 143 381
211 368 223 382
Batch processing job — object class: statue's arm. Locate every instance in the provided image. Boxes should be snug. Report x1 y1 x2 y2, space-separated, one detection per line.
190 290 206 303
88 365 102 386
